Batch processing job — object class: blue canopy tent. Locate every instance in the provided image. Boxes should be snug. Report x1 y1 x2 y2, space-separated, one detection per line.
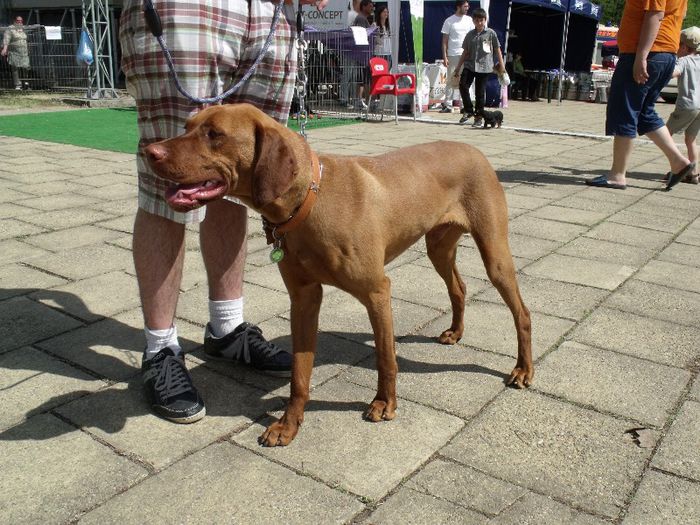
490 0 568 71
396 1 417 63
423 1 567 65
423 0 599 103
563 0 601 72
423 0 569 104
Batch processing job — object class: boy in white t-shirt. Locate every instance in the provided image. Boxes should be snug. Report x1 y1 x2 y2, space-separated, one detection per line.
665 26 700 184
440 0 474 113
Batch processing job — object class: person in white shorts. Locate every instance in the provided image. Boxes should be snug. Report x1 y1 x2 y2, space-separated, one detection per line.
440 0 474 113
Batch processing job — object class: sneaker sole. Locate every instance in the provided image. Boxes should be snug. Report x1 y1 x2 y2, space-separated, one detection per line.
203 350 292 378
155 405 206 424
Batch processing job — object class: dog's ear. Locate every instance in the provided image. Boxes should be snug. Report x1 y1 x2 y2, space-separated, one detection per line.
252 124 298 208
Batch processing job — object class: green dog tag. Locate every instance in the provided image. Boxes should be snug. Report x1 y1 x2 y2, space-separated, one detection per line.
270 247 284 263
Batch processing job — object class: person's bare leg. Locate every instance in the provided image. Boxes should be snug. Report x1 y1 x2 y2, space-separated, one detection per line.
646 126 691 173
132 208 186 330
607 136 635 186
356 84 367 107
200 199 247 301
685 132 698 175
134 207 205 423
200 199 290 375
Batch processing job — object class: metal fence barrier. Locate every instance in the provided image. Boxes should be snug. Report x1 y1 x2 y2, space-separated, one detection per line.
1 25 409 120
302 29 411 119
1 25 91 91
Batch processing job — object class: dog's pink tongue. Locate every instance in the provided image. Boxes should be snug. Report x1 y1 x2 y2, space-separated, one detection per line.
165 182 206 208
171 182 205 197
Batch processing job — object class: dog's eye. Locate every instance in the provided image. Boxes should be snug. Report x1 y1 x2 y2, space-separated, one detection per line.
207 128 222 140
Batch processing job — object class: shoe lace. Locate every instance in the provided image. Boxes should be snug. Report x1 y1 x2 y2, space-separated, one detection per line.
230 324 282 364
153 354 195 400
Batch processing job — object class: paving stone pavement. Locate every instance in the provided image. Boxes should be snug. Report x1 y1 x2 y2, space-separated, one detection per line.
1 99 699 524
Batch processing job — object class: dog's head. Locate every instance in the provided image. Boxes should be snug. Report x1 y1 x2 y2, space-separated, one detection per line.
144 104 307 216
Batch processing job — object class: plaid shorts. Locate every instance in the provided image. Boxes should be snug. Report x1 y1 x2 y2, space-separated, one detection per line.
120 0 297 223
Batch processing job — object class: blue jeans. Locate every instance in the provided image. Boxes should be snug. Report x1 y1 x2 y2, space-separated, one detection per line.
605 52 676 137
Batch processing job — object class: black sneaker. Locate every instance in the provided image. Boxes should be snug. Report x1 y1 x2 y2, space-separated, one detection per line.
141 348 206 424
203 322 292 377
459 113 472 124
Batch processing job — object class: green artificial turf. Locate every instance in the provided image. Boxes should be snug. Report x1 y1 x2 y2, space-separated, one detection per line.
0 108 141 153
0 107 356 154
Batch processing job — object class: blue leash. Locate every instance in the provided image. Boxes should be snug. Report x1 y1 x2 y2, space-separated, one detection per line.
143 0 283 105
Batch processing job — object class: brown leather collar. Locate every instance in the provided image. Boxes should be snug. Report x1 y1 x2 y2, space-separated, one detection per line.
263 152 322 244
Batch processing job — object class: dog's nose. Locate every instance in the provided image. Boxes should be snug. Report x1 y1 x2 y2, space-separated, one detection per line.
145 143 167 162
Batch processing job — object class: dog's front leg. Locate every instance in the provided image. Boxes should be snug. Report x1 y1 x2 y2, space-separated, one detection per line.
259 280 322 447
361 276 398 422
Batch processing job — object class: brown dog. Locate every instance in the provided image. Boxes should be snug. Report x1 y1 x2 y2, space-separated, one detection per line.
144 103 532 446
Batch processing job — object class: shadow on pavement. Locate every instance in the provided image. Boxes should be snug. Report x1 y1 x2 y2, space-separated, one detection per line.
0 288 507 441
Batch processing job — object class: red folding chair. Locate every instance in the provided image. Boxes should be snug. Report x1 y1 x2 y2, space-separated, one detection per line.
368 57 416 124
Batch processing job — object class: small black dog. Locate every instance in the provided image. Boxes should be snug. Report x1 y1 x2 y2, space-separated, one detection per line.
479 109 503 129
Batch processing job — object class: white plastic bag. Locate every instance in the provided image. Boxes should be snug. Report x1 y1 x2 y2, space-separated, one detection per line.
424 62 448 105
497 71 510 87
419 69 431 111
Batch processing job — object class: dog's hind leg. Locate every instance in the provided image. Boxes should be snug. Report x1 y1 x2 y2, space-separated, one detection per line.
471 225 533 388
358 276 398 422
426 224 467 344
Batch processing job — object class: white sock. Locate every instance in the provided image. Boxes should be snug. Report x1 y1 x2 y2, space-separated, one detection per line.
144 325 181 359
208 297 244 338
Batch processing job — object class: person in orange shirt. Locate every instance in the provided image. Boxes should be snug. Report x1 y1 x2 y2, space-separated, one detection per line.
586 0 694 191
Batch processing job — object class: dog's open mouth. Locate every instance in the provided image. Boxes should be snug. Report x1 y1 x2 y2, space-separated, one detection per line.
165 179 228 211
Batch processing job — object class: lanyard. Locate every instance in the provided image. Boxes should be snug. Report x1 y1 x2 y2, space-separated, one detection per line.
143 0 283 105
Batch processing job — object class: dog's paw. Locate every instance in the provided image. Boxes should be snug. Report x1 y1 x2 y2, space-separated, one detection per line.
363 399 396 422
258 418 299 447
438 329 462 345
507 366 533 389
